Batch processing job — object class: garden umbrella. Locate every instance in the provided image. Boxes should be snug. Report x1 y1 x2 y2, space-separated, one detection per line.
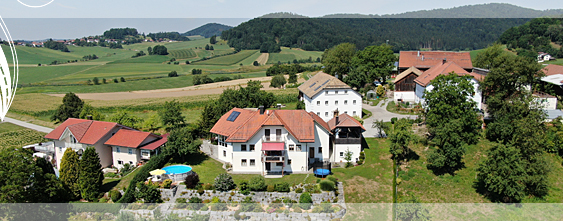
149 169 166 176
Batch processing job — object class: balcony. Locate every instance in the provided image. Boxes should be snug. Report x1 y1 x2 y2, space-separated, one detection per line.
263 156 284 162
262 135 286 143
335 137 361 144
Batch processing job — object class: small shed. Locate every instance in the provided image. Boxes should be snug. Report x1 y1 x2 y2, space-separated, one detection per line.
366 90 377 100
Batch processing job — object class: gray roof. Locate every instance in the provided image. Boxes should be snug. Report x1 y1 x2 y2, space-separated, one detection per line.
541 74 563 86
298 71 351 98
545 109 563 120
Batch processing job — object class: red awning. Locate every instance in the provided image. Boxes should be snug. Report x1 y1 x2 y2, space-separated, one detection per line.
262 142 284 151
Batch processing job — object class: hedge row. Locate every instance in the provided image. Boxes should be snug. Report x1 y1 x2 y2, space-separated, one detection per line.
116 152 172 203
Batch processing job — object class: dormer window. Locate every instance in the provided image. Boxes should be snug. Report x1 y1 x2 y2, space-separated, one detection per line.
70 135 77 144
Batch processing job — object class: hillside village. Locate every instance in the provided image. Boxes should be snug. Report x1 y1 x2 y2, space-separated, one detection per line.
3 7 563 221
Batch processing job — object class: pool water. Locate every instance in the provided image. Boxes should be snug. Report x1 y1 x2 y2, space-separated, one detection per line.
162 165 193 174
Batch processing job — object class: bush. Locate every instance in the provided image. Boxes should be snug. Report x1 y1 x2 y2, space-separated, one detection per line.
316 178 321 183
184 173 200 189
295 188 303 193
117 151 172 203
275 182 290 192
391 117 398 124
203 183 213 190
299 192 313 210
197 188 205 195
319 180 335 191
267 185 275 192
162 179 173 189
105 172 117 178
120 77 125 82
214 174 236 191
249 176 266 191
99 197 109 203
238 180 250 195
293 206 302 213
188 197 203 210
327 176 338 183
109 190 122 202
168 71 178 77
113 78 118 83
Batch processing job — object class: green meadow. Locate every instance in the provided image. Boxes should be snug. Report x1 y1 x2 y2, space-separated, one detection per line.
266 47 323 64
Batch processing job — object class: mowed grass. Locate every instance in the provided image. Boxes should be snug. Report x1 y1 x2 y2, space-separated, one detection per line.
4 45 81 64
195 50 259 66
18 65 97 84
169 49 197 59
109 55 173 64
266 48 323 64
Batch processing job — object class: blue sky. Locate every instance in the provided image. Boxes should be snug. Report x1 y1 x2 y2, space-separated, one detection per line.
1 0 562 18
1 0 563 40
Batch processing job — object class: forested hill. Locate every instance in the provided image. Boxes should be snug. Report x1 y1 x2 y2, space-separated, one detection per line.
221 18 529 52
182 23 232 38
322 3 563 18
498 17 563 59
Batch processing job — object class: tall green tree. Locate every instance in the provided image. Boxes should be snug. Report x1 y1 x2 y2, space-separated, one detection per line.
321 43 356 78
60 148 81 200
288 72 297 84
389 118 417 162
210 35 217 44
79 147 103 201
372 119 390 138
79 103 104 121
166 127 202 162
159 100 186 130
51 92 84 123
270 74 287 88
423 74 481 174
110 110 143 128
351 44 397 83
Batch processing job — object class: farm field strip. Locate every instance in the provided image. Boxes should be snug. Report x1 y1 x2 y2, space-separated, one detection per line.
195 50 258 66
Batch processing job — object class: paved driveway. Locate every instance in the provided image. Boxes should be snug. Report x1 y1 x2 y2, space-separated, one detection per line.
3 117 53 133
362 100 417 138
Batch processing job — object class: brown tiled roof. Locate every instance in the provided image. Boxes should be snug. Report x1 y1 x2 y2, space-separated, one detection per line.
140 134 168 150
104 129 158 148
393 66 423 84
67 121 93 142
45 118 119 145
45 118 90 140
542 64 563 76
327 113 366 131
211 108 330 143
298 71 351 98
80 121 119 145
399 51 472 70
309 112 331 133
414 61 483 87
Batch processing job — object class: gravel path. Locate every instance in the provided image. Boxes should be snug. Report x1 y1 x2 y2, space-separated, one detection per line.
362 99 417 138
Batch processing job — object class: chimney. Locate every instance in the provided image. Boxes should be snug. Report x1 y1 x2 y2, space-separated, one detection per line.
443 58 447 64
259 106 265 115
421 55 424 61
334 109 339 125
87 115 93 120
417 51 420 57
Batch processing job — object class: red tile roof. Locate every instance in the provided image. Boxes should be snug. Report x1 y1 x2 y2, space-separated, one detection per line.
327 113 366 131
104 129 158 148
140 134 168 150
414 61 483 87
399 51 472 70
211 109 330 143
44 118 119 145
542 64 563 76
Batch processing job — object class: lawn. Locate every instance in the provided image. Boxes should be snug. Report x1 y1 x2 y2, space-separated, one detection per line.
195 50 258 66
168 49 197 59
386 101 420 115
266 48 323 64
18 65 98 84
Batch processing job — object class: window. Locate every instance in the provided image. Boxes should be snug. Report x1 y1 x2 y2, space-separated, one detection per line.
318 147 322 153
141 151 149 157
340 152 344 157
296 145 302 151
344 100 348 105
325 101 328 106
223 150 226 157
129 161 133 165
317 101 320 106
353 100 356 105
241 159 247 166
250 159 255 166
241 145 247 151
335 100 338 105
289 144 295 151
317 112 320 116
250 145 255 151
276 129 282 141
325 112 328 117
128 148 133 154
288 159 292 165
70 135 77 144
353 111 357 116
325 91 328 94
276 162 283 167
59 147 63 153
345 111 348 114
335 90 339 94
116 147 121 153
265 129 270 141
117 160 123 165
345 90 348 94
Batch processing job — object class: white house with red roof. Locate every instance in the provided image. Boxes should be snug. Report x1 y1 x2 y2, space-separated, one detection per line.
44 118 167 169
210 107 364 175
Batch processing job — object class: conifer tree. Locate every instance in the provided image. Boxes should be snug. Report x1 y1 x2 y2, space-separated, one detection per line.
60 148 81 200
79 147 103 201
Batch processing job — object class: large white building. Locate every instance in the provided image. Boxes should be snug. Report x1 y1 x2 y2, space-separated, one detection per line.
210 107 365 175
298 71 363 122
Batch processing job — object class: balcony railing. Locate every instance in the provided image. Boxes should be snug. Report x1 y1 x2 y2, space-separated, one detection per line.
262 135 286 143
335 137 362 144
263 156 284 162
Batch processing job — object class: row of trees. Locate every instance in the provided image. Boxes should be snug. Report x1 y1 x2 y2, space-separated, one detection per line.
321 43 397 90
148 45 168 55
43 39 70 52
147 32 189 41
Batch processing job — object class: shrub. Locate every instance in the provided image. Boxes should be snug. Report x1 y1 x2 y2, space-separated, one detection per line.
203 183 213 190
299 192 313 210
316 178 321 183
214 173 236 191
319 180 335 191
327 176 338 183
239 180 250 195
293 206 302 213
99 197 109 203
267 185 275 192
162 179 173 189
295 188 303 193
109 190 122 202
168 71 178 77
113 78 118 83
275 182 290 192
189 197 203 210
197 188 204 195
249 176 266 191
176 198 187 203
184 173 200 189
105 172 117 178
120 77 125 82
211 203 227 211
391 117 398 124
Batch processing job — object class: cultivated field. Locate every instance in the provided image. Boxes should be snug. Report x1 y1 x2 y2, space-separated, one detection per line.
266 47 323 64
195 50 259 66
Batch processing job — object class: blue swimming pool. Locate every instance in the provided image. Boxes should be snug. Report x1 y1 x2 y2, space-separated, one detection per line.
162 165 193 174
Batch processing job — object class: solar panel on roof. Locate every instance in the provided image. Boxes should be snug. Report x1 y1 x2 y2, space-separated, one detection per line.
309 82 317 88
314 86 321 91
227 111 241 122
321 79 330 86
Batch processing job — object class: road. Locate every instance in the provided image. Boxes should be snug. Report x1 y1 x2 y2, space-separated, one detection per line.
362 100 417 138
3 117 53 133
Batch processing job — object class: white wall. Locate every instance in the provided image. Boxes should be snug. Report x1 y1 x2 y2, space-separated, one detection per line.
415 79 482 110
393 91 417 102
112 146 140 169
304 88 363 122
536 97 558 110
333 144 362 163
